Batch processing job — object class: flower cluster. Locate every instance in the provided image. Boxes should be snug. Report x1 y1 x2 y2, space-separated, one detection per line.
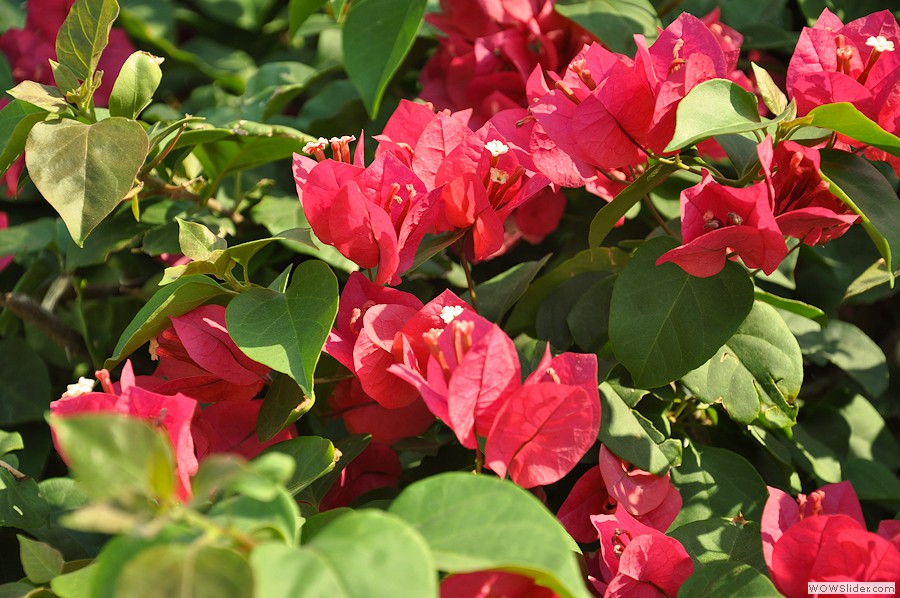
50 305 291 500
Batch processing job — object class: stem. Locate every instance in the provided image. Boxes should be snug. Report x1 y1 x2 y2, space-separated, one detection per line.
0 292 89 359
643 195 674 236
475 446 484 475
0 460 27 481
458 241 479 312
139 123 187 179
176 508 257 552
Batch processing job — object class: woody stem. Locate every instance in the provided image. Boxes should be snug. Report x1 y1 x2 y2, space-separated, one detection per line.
458 240 479 313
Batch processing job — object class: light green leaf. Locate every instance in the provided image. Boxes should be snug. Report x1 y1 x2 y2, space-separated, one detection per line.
807 102 900 157
6 81 69 113
115 545 254 598
820 149 900 279
555 0 660 55
295 435 369 507
106 274 231 368
289 0 328 38
55 0 121 82
208 488 301 544
109 51 164 119
263 436 336 496
176 218 226 261
18 535 64 584
390 473 590 598
342 0 426 117
251 544 345 598
682 301 802 428
50 414 176 504
678 561 780 598
25 118 149 246
0 100 46 177
227 260 338 400
753 289 826 326
50 562 98 598
751 63 787 116
589 162 679 248
0 431 23 457
609 237 755 388
666 79 769 152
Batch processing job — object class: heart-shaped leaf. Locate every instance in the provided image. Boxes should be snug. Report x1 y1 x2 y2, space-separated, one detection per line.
26 118 149 246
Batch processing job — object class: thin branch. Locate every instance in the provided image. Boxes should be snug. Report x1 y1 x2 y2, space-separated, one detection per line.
0 293 89 359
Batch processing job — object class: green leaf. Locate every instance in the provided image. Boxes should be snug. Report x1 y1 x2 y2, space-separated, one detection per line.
609 237 755 388
263 436 336 496
208 488 301 544
665 79 768 152
464 255 550 323
342 0 426 117
789 424 842 484
108 51 163 119
25 118 149 246
799 319 888 398
671 444 767 528
390 473 590 598
555 0 660 55
750 63 787 116
106 274 231 368
227 260 338 400
115 545 254 598
568 274 616 353
176 218 226 261
55 0 120 82
0 431 23 457
50 60 81 96
753 289 826 326
49 414 176 503
669 520 765 571
843 259 898 301
716 134 762 180
0 468 50 529
538 272 608 351
599 382 675 475
257 374 311 442
837 394 900 468
0 338 52 426
50 562 98 598
0 100 46 177
6 81 69 114
682 301 802 428
295 435 369 507
18 535 64 584
806 102 900 157
819 149 900 278
677 561 780 598
289 0 328 38
251 543 345 598
843 458 900 503
589 162 680 248
302 510 437 597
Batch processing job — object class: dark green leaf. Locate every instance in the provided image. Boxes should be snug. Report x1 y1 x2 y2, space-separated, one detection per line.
669 520 765 571
599 382 674 475
289 0 328 38
537 272 607 350
49 414 176 503
589 162 680 248
390 473 589 598
18 535 64 584
555 0 659 55
807 102 900 157
677 561 779 598
715 134 761 180
609 237 754 388
55 0 120 82
108 51 163 119
666 79 770 151
568 275 616 353
25 118 149 246
106 275 231 368
682 301 802 428
842 458 900 502
263 436 336 496
115 545 254 598
403 230 465 274
820 149 900 277
257 374 311 442
0 101 46 177
342 0 426 117
227 260 338 400
464 255 550 323
0 469 50 529
0 338 52 426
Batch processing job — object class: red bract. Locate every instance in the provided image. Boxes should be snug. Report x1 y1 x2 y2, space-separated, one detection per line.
294 137 438 285
758 138 858 245
656 174 788 277
152 304 270 403
770 514 900 598
592 506 693 597
440 570 557 598
761 481 866 571
191 400 295 462
787 9 900 122
557 466 613 543
597 445 681 532
327 377 434 444
50 362 199 501
319 442 402 510
420 0 593 126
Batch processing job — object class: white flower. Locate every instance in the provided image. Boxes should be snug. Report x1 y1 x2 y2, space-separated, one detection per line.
490 167 509 184
866 35 894 53
62 376 96 398
440 305 465 324
302 137 329 154
484 140 509 157
329 135 357 144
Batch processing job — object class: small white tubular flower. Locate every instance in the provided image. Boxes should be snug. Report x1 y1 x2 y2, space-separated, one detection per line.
484 139 509 157
329 135 357 144
440 305 465 324
62 376 96 398
866 35 895 53
490 167 509 184
302 137 329 154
